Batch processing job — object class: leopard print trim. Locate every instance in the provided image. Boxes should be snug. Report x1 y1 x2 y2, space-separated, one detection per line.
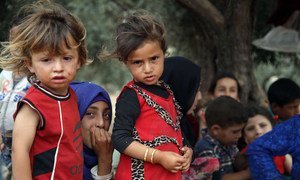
131 81 182 131
131 128 182 179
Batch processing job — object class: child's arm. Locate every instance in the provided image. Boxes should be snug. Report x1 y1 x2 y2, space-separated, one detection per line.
221 169 251 180
12 104 39 180
284 154 292 174
180 146 193 172
90 127 113 176
123 141 185 173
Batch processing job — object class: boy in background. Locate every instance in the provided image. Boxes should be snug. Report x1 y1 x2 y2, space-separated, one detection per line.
186 96 249 179
267 78 300 122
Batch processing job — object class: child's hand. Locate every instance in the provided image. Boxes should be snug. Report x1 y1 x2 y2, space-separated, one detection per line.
154 150 186 173
181 146 193 172
91 126 113 164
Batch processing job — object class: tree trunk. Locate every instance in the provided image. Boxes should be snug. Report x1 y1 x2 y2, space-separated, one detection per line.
176 0 266 105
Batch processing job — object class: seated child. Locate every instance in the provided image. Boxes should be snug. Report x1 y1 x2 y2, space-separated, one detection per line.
71 81 114 180
186 96 248 179
267 78 300 122
247 114 300 179
234 105 291 175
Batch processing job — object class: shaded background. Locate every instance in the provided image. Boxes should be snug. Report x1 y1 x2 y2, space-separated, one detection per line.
1 0 299 105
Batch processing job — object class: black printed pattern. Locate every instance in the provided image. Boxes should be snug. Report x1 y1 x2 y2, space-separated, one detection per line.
131 81 182 131
131 128 182 180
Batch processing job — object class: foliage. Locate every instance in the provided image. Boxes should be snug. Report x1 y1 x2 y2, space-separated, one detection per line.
1 0 299 95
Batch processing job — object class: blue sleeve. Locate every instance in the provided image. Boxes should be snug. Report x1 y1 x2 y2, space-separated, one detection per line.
246 116 297 179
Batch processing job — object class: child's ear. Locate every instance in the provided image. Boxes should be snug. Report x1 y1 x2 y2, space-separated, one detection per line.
211 124 221 136
25 59 34 73
271 103 279 115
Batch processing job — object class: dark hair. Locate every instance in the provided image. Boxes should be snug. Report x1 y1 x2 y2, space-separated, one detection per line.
111 10 167 62
245 104 275 127
267 78 300 106
208 72 242 99
205 96 247 128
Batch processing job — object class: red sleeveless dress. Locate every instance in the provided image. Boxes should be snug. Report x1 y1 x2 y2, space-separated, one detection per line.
114 81 183 180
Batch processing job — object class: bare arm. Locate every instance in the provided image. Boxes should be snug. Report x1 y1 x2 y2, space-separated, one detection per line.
181 146 193 172
221 169 251 180
124 141 186 173
284 154 292 174
12 104 39 180
91 127 113 176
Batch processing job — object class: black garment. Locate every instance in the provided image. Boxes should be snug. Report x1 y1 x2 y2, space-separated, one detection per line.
112 82 169 153
161 56 201 147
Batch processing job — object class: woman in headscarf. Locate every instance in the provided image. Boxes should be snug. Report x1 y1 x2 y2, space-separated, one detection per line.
161 56 202 148
71 82 113 180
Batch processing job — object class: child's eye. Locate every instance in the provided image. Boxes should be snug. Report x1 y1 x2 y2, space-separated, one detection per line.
103 111 111 121
64 56 72 61
245 126 254 131
132 60 142 65
41 58 50 62
150 56 159 61
85 111 95 118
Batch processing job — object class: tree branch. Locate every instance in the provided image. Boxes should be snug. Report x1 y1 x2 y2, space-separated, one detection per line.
176 0 224 31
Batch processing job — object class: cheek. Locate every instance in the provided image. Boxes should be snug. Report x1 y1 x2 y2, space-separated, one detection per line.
81 128 91 145
104 121 111 131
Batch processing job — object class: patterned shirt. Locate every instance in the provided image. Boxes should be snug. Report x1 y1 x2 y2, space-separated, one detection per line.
189 134 238 179
247 114 300 179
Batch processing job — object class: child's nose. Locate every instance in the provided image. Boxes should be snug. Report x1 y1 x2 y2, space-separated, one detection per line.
143 62 152 73
95 119 104 129
53 59 63 71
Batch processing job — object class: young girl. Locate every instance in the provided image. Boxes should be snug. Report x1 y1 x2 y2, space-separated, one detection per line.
208 72 241 101
234 105 291 176
107 10 192 179
0 1 88 179
71 81 114 180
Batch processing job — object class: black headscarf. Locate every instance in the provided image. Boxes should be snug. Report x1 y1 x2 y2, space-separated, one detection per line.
161 56 201 147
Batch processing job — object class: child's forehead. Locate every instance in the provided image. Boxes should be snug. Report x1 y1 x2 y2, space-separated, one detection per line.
222 124 244 131
31 35 78 56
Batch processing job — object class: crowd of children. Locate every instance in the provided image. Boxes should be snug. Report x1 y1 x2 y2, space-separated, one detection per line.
1 0 300 180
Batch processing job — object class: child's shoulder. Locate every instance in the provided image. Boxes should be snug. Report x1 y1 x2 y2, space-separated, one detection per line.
194 136 216 155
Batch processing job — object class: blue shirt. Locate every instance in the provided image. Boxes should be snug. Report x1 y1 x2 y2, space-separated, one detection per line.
247 114 300 179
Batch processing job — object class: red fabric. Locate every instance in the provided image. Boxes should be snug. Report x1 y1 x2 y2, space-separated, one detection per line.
19 86 83 179
115 81 183 180
242 146 285 174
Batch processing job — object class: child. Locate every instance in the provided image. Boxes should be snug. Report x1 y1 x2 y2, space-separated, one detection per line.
234 105 291 175
71 81 114 180
161 56 202 147
208 72 242 101
247 114 300 179
108 10 191 179
200 72 242 146
0 0 88 179
189 96 248 179
267 78 300 122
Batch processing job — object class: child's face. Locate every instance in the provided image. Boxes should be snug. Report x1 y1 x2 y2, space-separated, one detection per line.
81 101 111 149
214 77 239 101
243 115 272 144
28 46 80 95
273 98 300 121
125 40 164 85
215 124 244 146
